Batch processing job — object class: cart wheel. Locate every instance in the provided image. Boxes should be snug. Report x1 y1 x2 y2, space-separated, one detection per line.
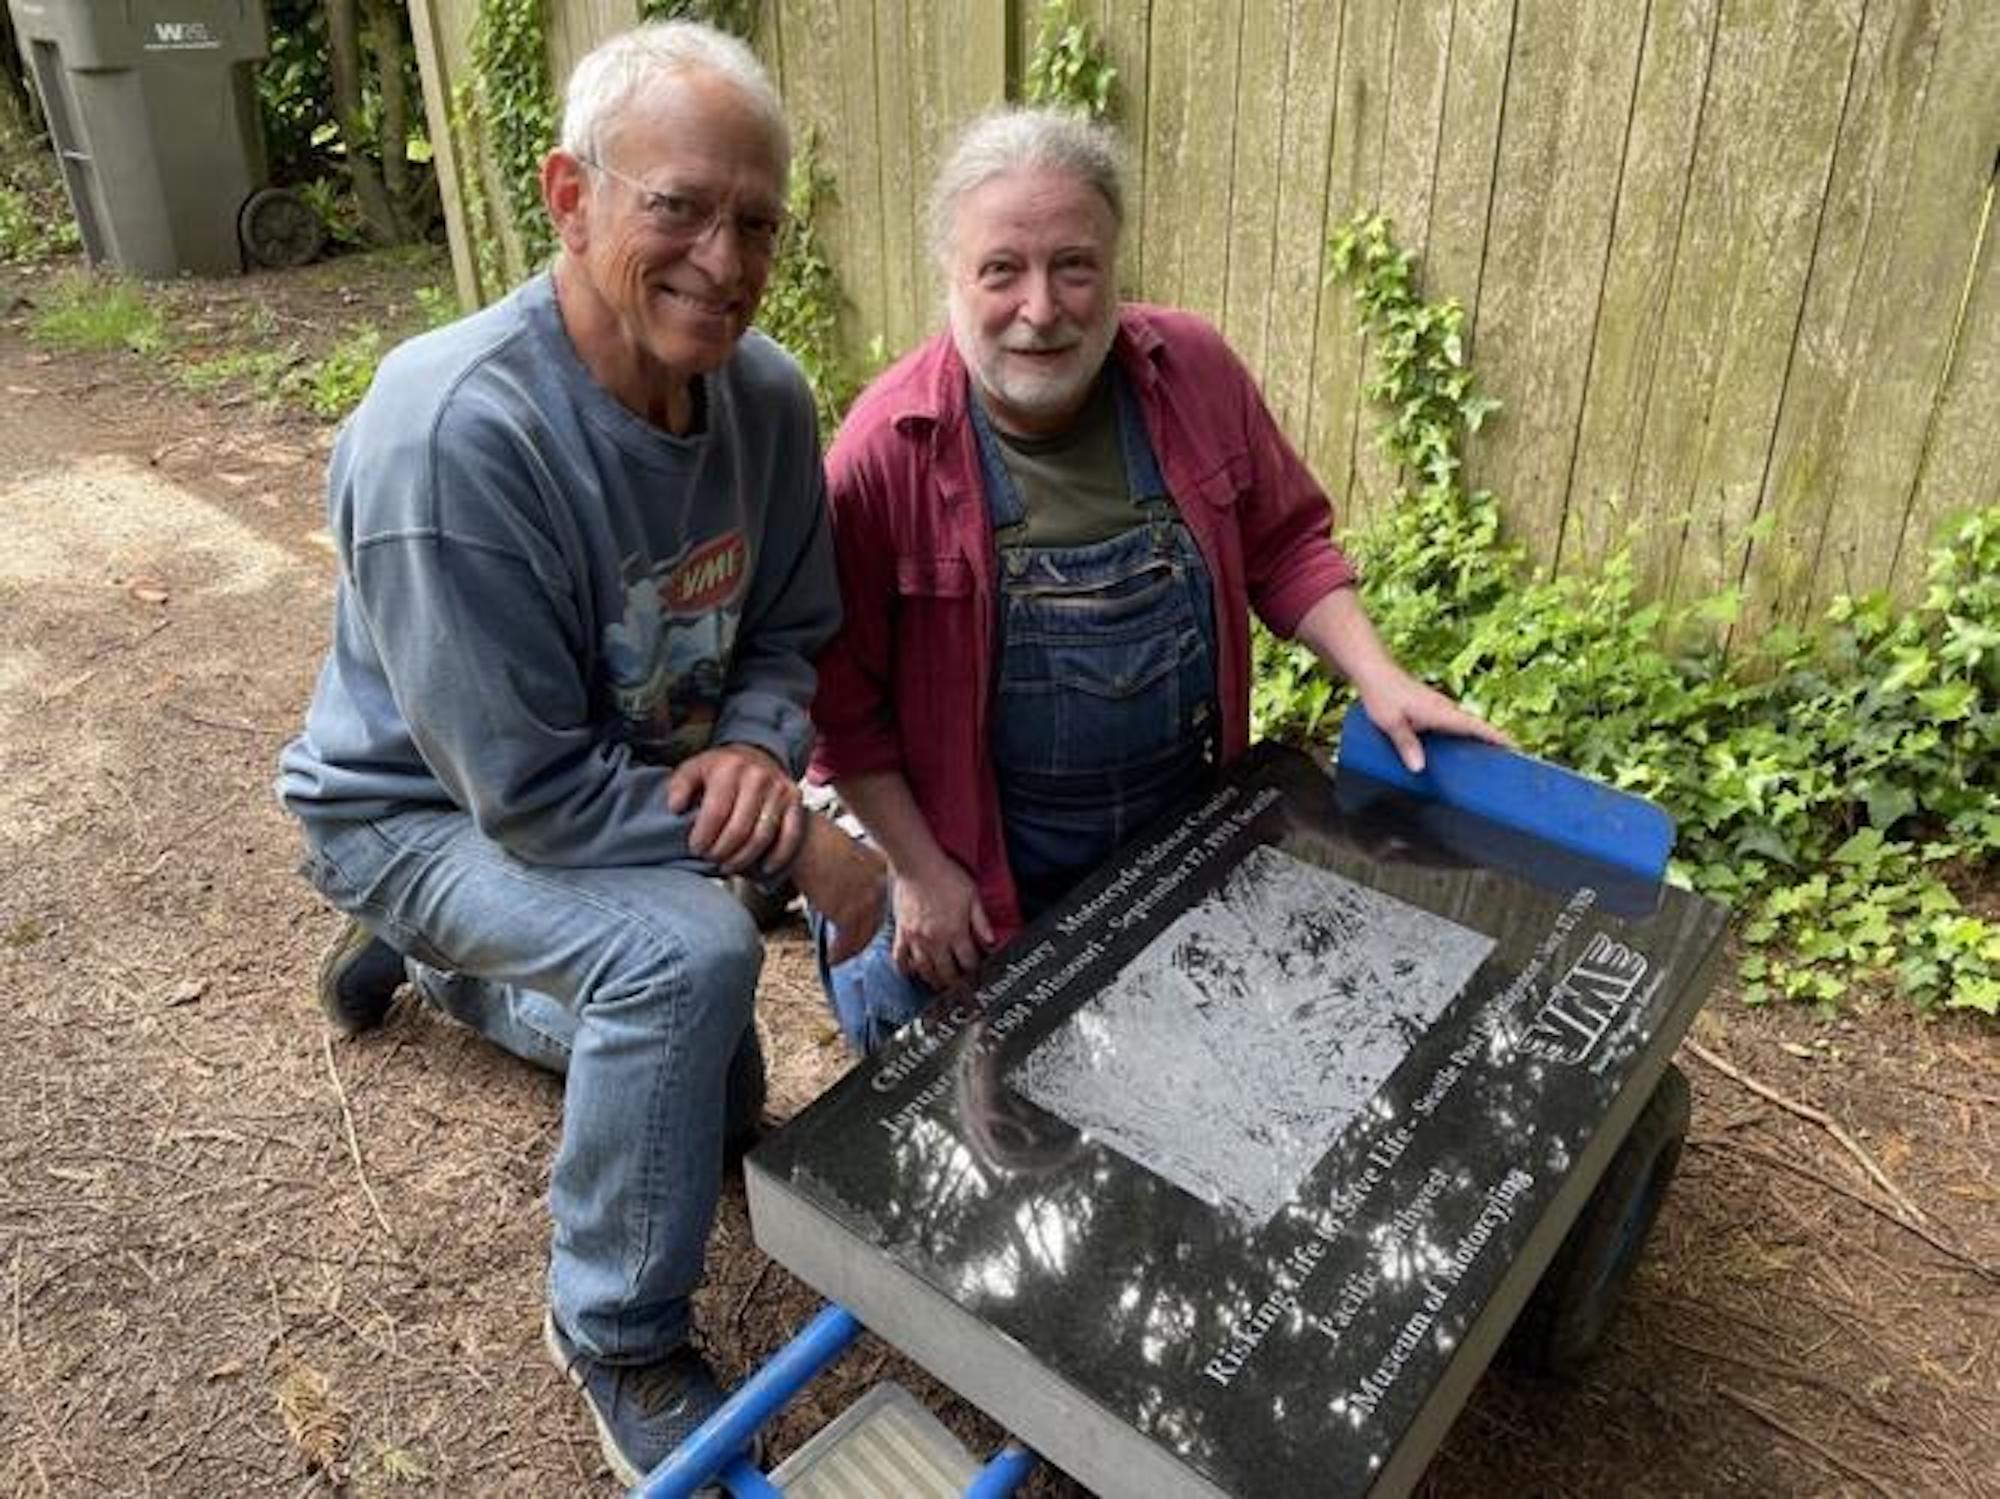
239 187 326 270
1504 1062 1690 1378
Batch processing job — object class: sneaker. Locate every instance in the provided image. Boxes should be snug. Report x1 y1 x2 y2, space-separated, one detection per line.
544 1310 743 1488
315 918 405 1034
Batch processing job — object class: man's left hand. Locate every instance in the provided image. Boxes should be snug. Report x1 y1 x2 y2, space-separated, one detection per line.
668 744 806 875
1357 670 1510 775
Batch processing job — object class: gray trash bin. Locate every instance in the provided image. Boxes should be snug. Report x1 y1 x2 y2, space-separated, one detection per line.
8 0 269 277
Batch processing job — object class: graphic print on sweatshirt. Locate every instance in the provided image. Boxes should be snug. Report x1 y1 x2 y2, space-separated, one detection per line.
604 529 749 764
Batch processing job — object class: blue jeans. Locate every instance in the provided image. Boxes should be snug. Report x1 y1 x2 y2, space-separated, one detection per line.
300 808 763 1361
811 897 933 1057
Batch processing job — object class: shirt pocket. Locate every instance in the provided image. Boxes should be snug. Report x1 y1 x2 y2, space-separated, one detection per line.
1177 448 1250 513
894 554 977 689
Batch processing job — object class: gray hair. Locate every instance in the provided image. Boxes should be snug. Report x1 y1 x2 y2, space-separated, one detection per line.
928 108 1125 266
560 21 789 172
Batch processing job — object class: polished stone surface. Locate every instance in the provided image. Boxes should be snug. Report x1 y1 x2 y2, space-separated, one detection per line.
748 744 1728 1498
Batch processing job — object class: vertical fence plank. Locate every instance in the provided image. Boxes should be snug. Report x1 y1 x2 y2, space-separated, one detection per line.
1222 1 1290 377
1563 0 1718 570
1347 0 1454 518
772 0 890 359
1379 0 1452 266
1625 0 1862 610
408 0 481 309
1739 0 1950 632
1424 0 1511 336
870 0 920 358
1826 0 2000 611
1304 0 1396 529
1905 174 1999 565
1464 0 1646 574
1140 0 1242 322
897 0 1008 348
1094 0 1155 292
547 0 636 88
1258 0 1342 449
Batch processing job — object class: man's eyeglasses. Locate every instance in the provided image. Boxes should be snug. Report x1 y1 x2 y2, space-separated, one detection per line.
578 154 787 258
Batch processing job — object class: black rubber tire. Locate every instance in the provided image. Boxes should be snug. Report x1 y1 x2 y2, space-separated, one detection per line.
238 187 326 270
1503 1062 1691 1378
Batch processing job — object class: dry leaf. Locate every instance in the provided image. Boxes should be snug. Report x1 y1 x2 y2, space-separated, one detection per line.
1780 1041 1814 1060
276 1363 350 1472
205 1359 245 1381
162 978 207 1008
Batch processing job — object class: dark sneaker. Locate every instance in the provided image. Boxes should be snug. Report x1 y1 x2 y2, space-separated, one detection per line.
315 918 405 1034
544 1311 743 1488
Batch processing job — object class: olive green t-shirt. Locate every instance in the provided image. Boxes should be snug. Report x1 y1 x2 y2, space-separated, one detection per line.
987 374 1137 547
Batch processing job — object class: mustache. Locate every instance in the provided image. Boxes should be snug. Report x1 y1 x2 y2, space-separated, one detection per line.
999 328 1084 353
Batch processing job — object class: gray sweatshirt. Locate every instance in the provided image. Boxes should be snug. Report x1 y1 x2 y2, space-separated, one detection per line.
278 272 838 870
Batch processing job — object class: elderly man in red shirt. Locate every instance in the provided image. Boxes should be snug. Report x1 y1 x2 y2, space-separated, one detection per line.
806 108 1501 1053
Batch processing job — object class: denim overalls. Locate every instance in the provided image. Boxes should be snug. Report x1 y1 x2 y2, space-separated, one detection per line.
815 372 1220 1054
973 369 1220 915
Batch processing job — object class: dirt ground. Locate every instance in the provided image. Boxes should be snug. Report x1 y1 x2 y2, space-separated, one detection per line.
0 248 1994 1499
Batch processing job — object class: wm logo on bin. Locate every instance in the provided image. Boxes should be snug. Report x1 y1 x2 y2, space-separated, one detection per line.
147 21 219 49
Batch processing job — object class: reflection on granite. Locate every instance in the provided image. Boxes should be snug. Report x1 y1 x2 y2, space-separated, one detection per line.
1011 845 1495 1227
747 745 1728 1498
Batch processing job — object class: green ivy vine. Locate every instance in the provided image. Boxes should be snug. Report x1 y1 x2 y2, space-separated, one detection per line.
468 0 557 272
1253 211 2000 1017
755 129 856 436
1023 0 1118 119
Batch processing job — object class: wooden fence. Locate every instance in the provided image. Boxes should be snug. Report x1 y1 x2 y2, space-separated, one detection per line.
412 0 2000 629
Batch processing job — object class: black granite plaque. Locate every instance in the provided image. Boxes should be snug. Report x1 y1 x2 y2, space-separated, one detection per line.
747 744 1728 1498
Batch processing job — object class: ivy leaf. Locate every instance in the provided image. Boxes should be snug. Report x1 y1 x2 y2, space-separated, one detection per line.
1860 781 1918 829
1733 824 1795 866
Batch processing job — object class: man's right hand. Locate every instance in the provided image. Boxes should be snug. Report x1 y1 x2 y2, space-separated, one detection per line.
790 817 887 965
889 856 994 991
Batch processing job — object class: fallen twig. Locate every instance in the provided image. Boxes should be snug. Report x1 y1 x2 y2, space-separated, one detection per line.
731 1258 779 1342
321 1033 398 1248
163 701 286 738
1687 1136 1996 1282
1716 1384 1898 1498
1655 1330 1915 1437
1685 1039 1927 1223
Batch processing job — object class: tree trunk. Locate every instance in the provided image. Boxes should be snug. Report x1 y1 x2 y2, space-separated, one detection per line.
363 0 415 237
326 0 398 243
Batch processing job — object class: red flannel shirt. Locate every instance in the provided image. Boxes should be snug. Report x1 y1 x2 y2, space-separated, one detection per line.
809 304 1358 944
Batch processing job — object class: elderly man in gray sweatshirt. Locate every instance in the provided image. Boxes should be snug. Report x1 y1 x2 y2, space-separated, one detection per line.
276 21 878 1486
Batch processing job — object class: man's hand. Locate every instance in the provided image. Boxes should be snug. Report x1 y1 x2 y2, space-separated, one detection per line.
790 818 887 965
1356 668 1510 775
667 743 806 876
888 856 994 991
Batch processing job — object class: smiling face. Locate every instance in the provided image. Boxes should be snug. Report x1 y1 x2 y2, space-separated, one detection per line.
943 165 1119 437
546 69 786 430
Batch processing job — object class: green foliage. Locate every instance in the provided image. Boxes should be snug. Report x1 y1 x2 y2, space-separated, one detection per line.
258 0 434 247
288 329 387 417
756 132 856 436
1257 210 2000 1017
469 0 557 270
30 274 165 356
1023 0 1118 119
0 178 79 262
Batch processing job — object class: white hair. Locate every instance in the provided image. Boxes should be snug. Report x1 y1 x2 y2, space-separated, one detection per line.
929 108 1125 266
560 20 789 172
